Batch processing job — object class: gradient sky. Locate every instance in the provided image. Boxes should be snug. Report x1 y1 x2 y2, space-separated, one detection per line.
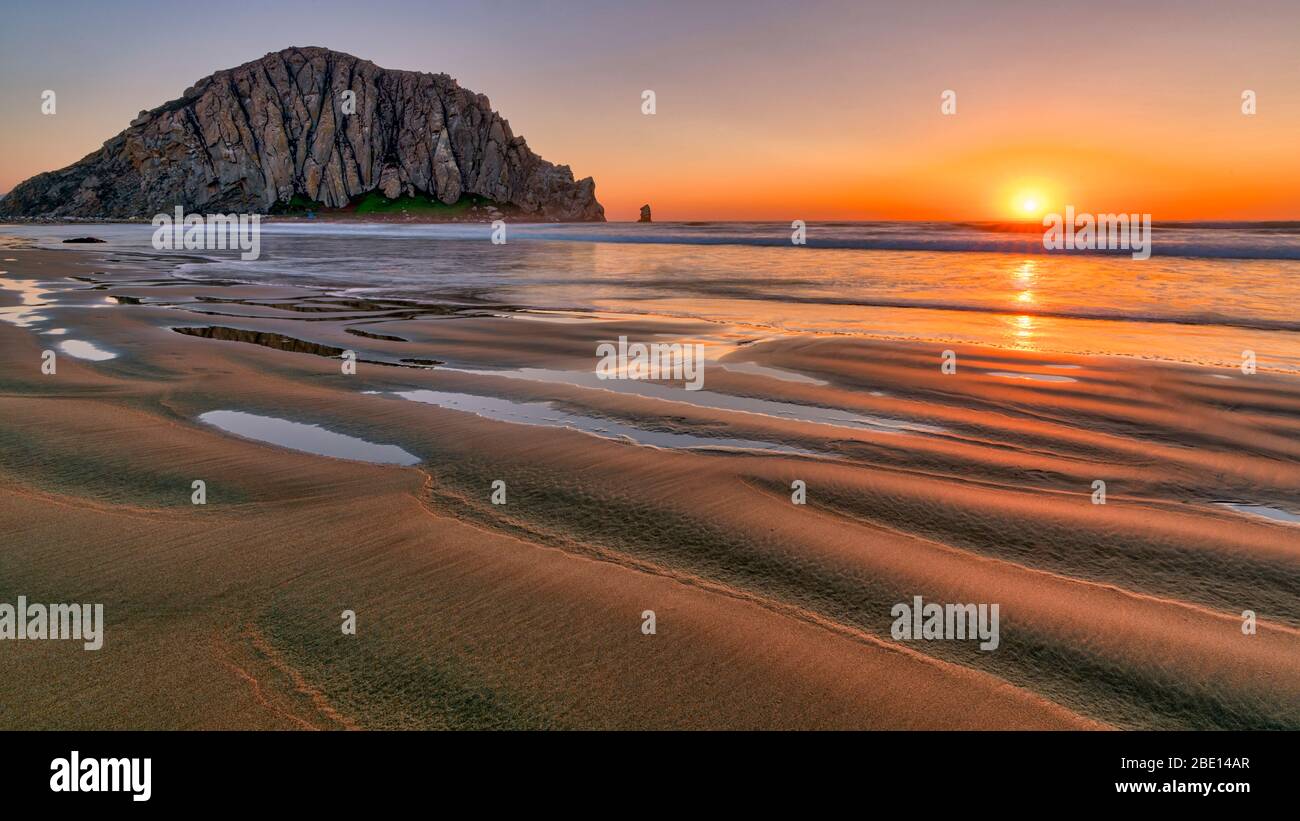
2 0 1298 220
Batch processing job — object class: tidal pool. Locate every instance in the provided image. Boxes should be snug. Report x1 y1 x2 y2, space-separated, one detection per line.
198 410 420 465
1216 502 1300 525
392 389 820 455
440 366 943 434
59 339 117 361
986 371 1078 383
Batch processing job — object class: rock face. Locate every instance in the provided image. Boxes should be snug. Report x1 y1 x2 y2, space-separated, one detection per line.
639 204 652 223
0 47 605 221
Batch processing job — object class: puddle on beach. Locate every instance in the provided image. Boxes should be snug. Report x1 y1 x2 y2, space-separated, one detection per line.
0 277 54 328
986 370 1078 383
439 365 944 434
1 277 111 335
198 410 421 465
59 339 117 361
388 389 821 455
1215 502 1300 525
511 310 614 325
719 360 829 385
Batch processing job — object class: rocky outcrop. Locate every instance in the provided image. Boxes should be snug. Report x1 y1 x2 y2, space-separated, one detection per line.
639 204 652 223
0 47 605 221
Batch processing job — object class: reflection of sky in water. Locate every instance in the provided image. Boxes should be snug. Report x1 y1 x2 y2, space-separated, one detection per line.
986 370 1076 383
0 276 53 327
59 339 116 361
6 224 1299 371
2 277 118 359
199 410 420 465
391 389 821 455
1216 503 1300 525
1006 313 1035 349
719 360 828 385
438 366 945 434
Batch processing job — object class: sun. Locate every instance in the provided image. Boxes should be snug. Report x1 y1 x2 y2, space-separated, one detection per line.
999 179 1058 220
1013 192 1048 218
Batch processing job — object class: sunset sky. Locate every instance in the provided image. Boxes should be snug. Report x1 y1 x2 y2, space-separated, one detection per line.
2 0 1298 221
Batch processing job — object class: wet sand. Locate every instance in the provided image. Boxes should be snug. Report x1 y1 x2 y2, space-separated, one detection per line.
1 238 1297 729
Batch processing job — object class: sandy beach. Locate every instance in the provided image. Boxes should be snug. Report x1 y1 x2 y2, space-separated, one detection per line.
0 233 1296 730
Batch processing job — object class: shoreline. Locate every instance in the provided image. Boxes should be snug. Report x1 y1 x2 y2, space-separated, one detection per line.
6 222 1300 375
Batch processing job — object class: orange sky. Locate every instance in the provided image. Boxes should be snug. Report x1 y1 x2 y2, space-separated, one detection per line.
569 82 1300 221
3 1 1298 221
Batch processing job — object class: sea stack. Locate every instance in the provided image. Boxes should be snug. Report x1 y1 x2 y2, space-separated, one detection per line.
0 47 605 222
639 204 652 223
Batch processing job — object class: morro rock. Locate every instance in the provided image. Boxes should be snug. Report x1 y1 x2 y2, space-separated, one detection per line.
0 47 605 221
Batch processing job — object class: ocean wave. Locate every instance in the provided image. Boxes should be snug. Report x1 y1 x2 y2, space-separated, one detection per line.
250 221 1300 261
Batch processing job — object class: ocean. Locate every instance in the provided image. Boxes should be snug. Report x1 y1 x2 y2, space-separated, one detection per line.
5 220 1299 371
